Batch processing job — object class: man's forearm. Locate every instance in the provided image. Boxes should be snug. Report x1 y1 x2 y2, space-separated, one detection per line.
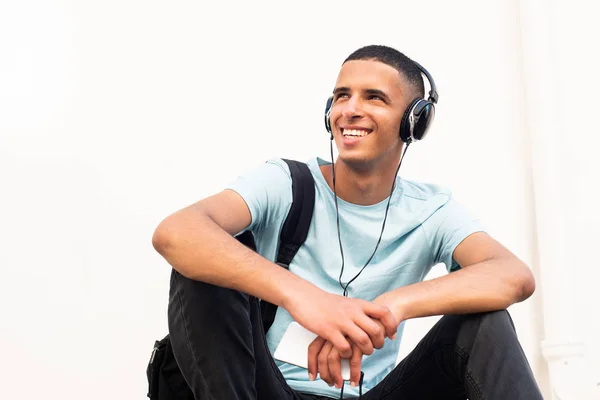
388 258 535 321
152 213 318 308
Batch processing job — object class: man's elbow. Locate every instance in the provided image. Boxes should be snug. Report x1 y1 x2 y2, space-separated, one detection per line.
514 262 536 302
152 219 178 257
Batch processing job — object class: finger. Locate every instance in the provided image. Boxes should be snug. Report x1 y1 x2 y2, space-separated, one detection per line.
379 310 399 340
362 302 398 339
343 323 374 356
349 343 363 387
353 314 385 349
326 330 352 359
307 337 326 381
318 341 334 386
327 347 343 388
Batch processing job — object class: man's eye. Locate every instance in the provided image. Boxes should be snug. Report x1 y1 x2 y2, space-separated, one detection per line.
334 93 349 100
368 95 383 101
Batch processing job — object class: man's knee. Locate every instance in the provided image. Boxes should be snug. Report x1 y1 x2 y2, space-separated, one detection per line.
477 309 516 333
457 309 519 351
169 269 251 312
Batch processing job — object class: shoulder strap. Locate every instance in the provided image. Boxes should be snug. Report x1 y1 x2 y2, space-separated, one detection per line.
276 159 316 268
261 159 315 333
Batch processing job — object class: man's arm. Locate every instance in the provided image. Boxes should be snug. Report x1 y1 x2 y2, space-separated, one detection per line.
152 189 398 357
152 189 299 303
311 231 536 387
381 231 535 322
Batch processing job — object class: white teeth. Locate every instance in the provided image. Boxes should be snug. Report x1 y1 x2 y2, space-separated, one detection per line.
343 129 369 137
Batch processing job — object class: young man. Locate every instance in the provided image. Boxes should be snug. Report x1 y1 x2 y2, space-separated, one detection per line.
152 45 543 399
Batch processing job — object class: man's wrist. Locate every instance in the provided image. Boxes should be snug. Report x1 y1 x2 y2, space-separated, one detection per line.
278 273 321 310
390 288 412 322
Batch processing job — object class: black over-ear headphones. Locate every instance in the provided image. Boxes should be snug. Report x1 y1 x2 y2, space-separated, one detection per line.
324 61 439 144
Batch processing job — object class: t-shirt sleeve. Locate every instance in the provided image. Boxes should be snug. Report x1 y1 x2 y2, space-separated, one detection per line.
422 195 486 272
224 158 293 234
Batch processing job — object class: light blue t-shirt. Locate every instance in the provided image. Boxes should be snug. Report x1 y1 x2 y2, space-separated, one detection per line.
226 157 485 398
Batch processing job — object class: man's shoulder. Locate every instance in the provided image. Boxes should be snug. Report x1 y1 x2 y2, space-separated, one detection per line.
232 157 305 187
392 179 457 226
398 178 452 202
259 157 294 176
259 157 316 177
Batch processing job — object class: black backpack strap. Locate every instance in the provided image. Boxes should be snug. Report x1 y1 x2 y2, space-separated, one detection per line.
260 159 315 333
276 159 316 268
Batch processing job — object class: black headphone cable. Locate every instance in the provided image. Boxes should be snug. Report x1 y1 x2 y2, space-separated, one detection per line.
329 138 410 297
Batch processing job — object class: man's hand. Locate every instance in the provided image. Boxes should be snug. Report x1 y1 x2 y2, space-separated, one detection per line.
307 319 395 387
283 288 398 359
308 338 364 388
305 291 405 387
371 291 404 323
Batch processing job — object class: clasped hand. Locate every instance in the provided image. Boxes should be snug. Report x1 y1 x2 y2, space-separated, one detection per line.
285 290 399 389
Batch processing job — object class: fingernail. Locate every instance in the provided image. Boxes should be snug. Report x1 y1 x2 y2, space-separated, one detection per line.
308 373 314 380
392 333 397 340
350 381 356 387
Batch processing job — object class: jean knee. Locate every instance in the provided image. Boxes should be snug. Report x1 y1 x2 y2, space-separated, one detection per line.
475 309 518 339
457 310 518 350
483 309 514 326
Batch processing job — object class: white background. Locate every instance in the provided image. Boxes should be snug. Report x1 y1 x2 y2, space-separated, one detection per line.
1 1 599 399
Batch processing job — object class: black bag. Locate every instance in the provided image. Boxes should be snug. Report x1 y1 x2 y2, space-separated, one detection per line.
147 159 315 400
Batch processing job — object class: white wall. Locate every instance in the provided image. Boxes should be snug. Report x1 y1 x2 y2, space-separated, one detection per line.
1 0 597 399
516 0 600 398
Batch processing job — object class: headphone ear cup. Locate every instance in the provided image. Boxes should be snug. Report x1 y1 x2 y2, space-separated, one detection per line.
411 101 435 141
399 99 420 143
399 99 435 143
324 97 333 136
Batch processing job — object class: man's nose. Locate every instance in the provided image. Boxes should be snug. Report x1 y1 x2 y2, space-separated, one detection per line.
341 97 364 120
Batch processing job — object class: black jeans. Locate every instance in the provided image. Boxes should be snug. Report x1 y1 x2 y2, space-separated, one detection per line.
168 271 544 399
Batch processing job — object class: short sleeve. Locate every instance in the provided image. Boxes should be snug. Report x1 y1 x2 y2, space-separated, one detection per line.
421 195 486 272
225 159 293 234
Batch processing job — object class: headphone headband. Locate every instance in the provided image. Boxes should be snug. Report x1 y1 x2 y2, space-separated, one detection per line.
411 61 438 105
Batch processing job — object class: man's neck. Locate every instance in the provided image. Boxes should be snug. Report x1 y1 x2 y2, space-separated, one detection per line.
320 159 400 206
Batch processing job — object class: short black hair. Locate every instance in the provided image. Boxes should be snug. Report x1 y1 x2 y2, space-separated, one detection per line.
344 45 424 99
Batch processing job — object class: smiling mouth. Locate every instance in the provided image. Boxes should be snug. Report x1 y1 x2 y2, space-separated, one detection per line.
342 128 371 138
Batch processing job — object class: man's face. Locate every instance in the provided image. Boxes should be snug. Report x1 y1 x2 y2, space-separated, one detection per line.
330 59 411 170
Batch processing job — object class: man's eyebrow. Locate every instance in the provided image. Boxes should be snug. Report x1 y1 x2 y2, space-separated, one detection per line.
332 87 391 101
333 87 350 95
364 89 390 101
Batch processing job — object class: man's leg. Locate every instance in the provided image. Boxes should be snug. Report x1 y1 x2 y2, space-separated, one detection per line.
167 269 311 400
360 310 543 400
